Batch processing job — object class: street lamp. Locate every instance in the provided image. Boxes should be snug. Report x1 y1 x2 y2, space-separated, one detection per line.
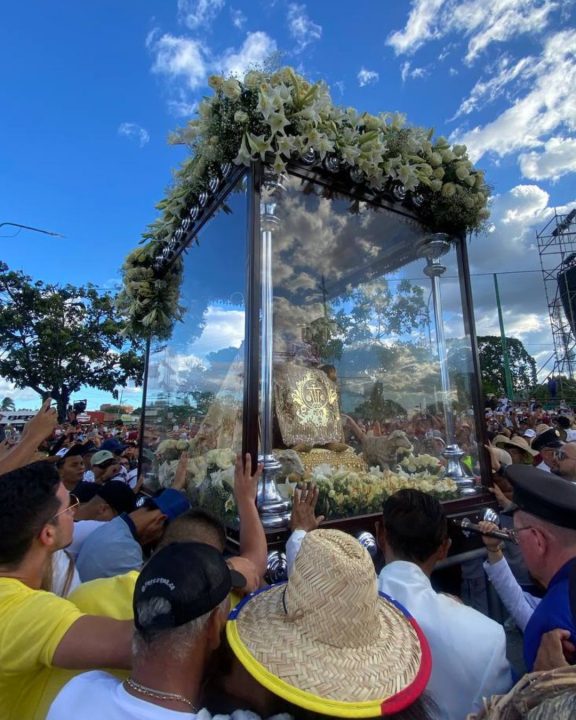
0 222 64 238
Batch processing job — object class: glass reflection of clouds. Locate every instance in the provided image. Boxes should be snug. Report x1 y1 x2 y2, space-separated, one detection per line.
147 182 247 413
270 175 474 415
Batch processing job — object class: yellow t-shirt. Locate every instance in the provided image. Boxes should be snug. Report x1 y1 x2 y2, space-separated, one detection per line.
0 577 83 720
68 571 139 619
38 571 139 717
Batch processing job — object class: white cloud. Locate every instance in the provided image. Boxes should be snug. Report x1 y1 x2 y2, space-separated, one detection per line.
218 31 277 77
465 185 576 375
230 8 246 29
357 68 379 87
177 0 225 30
452 55 531 118
452 30 576 167
147 31 208 90
287 3 322 52
387 0 447 56
388 0 558 64
519 137 576 182
117 122 150 147
401 61 428 82
147 28 277 113
187 306 245 357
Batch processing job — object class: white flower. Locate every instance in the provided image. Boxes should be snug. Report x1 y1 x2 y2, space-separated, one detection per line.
222 78 242 100
276 134 298 156
234 110 249 124
257 90 276 121
233 133 252 166
267 111 290 136
247 133 273 160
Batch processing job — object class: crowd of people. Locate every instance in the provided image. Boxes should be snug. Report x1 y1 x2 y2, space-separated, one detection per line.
1 398 576 719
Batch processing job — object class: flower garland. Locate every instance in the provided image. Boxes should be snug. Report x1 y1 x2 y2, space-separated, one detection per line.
121 66 490 339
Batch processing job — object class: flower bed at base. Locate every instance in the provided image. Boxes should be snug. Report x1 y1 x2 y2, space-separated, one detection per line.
154 444 458 524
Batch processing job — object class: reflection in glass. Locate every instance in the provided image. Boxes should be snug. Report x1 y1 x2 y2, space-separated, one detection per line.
142 180 247 520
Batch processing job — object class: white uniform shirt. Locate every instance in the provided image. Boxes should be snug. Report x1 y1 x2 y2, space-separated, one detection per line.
378 561 512 720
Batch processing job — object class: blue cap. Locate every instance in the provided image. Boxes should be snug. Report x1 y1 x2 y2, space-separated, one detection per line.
147 488 190 521
100 438 128 455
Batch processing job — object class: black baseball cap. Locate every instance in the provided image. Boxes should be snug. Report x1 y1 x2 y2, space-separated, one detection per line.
504 465 576 530
134 542 246 634
96 481 137 515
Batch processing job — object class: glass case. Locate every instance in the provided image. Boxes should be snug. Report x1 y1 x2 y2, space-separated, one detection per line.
140 161 487 529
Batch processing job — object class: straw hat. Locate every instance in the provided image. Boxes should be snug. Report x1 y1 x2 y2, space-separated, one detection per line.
493 434 537 459
227 529 431 718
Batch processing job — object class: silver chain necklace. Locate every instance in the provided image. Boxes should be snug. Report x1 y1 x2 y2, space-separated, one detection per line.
124 677 198 711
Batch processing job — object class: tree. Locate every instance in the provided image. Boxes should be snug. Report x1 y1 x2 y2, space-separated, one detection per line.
477 336 537 397
0 397 15 412
0 263 144 421
334 278 429 346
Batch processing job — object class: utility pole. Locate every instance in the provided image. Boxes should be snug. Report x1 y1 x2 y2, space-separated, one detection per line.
493 273 514 399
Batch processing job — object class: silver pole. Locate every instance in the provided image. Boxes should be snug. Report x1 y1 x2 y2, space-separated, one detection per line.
420 235 476 495
257 172 290 527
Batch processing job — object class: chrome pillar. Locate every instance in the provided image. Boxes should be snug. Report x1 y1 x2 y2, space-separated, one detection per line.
420 235 476 495
257 172 291 527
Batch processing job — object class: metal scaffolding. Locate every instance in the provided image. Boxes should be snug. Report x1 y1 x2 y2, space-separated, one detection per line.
537 209 576 378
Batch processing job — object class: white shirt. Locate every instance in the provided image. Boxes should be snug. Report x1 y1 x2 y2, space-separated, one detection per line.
483 556 541 631
536 460 551 473
47 671 206 720
48 670 293 720
378 561 512 720
566 429 576 442
51 549 81 597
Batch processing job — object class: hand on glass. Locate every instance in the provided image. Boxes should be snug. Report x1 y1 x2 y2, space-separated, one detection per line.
233 453 263 507
290 483 325 533
488 482 511 509
173 451 188 491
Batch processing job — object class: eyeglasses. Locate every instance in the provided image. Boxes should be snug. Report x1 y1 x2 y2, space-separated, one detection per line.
510 526 535 543
51 493 80 521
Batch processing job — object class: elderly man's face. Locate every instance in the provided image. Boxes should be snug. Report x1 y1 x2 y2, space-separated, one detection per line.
556 444 576 479
540 447 559 471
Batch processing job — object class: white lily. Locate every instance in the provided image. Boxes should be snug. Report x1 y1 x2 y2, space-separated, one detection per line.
233 133 252 166
247 133 273 160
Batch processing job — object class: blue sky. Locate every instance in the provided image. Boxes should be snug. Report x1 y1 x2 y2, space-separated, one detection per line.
1 0 575 409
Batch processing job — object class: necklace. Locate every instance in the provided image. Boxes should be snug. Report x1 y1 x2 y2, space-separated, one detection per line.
124 677 198 711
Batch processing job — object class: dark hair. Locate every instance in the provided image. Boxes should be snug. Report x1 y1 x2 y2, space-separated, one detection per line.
158 508 226 552
0 462 61 566
382 489 448 563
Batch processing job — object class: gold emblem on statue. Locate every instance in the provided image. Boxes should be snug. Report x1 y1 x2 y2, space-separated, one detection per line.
292 377 337 426
274 363 345 447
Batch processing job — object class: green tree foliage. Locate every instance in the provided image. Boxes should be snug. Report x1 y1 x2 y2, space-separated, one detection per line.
0 263 144 421
0 397 15 412
335 278 429 346
477 335 537 397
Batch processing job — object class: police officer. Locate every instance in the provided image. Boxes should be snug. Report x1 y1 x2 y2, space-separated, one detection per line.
483 465 576 671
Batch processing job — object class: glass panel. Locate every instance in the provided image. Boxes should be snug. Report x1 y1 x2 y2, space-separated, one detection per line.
142 178 247 515
269 173 478 518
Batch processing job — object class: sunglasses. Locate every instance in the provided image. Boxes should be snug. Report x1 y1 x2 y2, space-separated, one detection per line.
51 493 80 521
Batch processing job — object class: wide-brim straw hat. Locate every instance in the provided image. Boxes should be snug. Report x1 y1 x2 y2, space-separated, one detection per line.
493 434 537 458
227 529 431 718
